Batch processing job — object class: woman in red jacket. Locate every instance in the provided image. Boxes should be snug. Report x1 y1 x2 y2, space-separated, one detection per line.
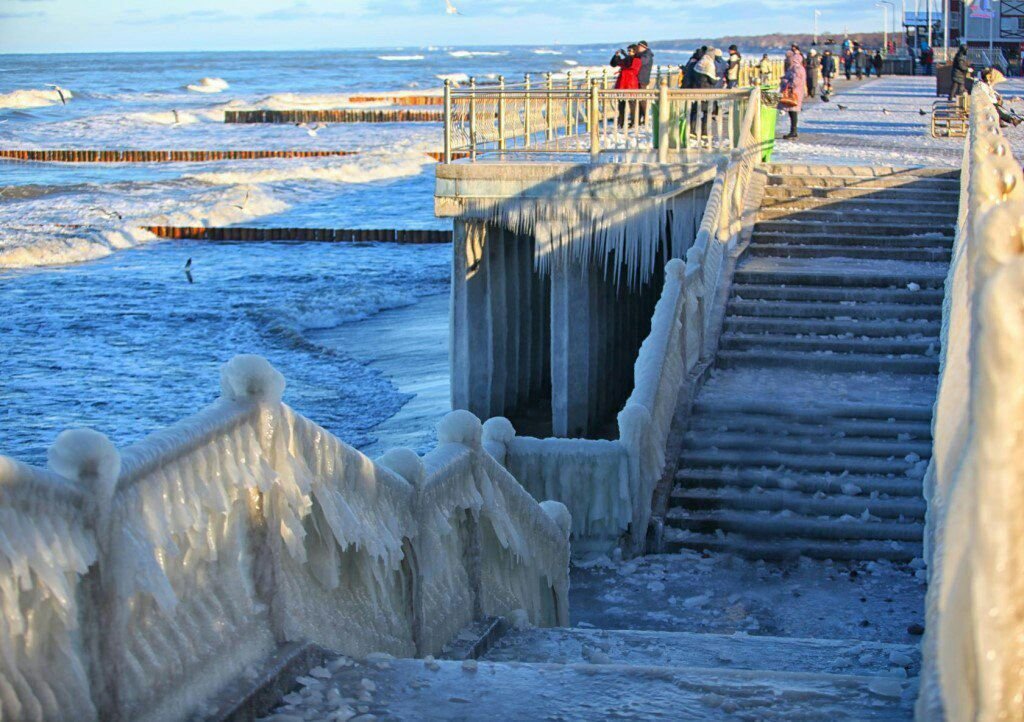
610 44 643 128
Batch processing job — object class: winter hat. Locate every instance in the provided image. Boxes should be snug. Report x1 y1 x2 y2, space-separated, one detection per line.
810 48 817 55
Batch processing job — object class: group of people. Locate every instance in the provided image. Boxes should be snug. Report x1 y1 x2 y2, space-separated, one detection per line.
949 43 1024 127
838 40 887 81
609 41 654 127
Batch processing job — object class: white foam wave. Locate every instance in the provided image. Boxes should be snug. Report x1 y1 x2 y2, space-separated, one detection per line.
185 152 433 186
435 73 470 85
0 225 155 268
448 50 508 58
0 87 73 110
128 110 203 125
533 49 562 55
186 77 229 93
563 60 580 66
379 55 425 61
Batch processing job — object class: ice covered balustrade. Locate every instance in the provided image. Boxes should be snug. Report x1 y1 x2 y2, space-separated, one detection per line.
437 92 762 551
916 92 1024 720
0 356 570 722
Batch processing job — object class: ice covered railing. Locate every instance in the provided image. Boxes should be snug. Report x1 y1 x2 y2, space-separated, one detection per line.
488 91 764 552
917 91 1024 721
0 356 570 722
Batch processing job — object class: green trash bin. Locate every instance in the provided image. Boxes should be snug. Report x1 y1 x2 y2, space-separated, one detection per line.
759 86 779 163
651 101 689 150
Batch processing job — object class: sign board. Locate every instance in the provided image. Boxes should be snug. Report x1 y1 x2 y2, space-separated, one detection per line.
969 0 996 20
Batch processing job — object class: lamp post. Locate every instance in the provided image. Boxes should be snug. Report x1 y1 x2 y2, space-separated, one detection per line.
877 2 891 52
814 9 821 45
943 0 950 62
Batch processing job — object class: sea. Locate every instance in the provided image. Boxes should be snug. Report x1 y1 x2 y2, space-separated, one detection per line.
0 45 635 464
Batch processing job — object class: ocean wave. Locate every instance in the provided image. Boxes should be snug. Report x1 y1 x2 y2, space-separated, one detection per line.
0 87 73 110
533 49 562 55
435 73 470 85
241 93 388 111
186 77 229 93
448 50 508 58
185 151 433 186
379 55 425 61
0 224 156 269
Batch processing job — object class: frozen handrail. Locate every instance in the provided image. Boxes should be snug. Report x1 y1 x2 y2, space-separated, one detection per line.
917 89 1024 722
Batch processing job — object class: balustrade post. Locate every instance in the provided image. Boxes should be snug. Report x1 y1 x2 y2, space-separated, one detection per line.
497 75 506 152
589 80 600 161
657 80 670 164
566 71 574 137
524 73 532 148
443 79 452 164
545 72 554 142
468 77 477 161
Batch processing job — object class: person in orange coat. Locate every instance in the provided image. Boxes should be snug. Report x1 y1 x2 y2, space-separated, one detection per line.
610 44 643 128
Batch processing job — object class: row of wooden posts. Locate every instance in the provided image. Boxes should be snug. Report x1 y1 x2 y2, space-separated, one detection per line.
0 149 466 163
142 226 452 243
224 109 445 124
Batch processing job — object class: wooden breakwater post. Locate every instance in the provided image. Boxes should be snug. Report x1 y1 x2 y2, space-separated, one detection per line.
224 109 444 124
0 149 468 163
141 226 453 243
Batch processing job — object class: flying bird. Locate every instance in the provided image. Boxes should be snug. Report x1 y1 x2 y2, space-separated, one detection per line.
306 122 324 137
90 207 123 220
445 0 462 15
184 257 192 271
184 258 193 284
47 85 67 105
172 109 180 124
837 104 848 111
233 190 250 210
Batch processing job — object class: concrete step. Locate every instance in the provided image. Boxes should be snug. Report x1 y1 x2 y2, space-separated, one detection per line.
766 164 958 180
666 508 924 543
719 332 939 357
758 206 956 223
682 431 932 460
762 184 960 203
759 196 957 215
691 399 934 422
730 283 944 305
483 627 922 678
726 299 942 321
746 244 951 263
723 315 940 338
716 348 939 374
766 173 958 190
732 268 947 289
670 486 927 521
274 655 917 720
680 447 924 476
690 411 932 441
754 220 954 238
750 232 953 249
675 467 926 499
664 528 922 562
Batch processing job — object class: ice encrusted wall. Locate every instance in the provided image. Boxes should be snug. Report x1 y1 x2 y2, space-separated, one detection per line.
918 95 1024 721
0 356 571 722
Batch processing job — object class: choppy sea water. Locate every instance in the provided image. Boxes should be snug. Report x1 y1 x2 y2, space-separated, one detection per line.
0 46 621 463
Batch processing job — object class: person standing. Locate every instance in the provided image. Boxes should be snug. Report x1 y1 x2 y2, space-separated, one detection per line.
843 47 854 80
726 45 742 88
779 49 807 139
921 45 934 76
636 40 654 125
950 44 971 101
821 49 837 98
854 42 865 79
806 48 821 98
759 53 772 85
872 50 884 78
610 44 642 128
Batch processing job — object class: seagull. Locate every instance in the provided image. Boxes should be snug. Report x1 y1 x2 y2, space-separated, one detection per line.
306 122 324 137
90 207 123 220
232 190 250 210
837 104 848 111
882 108 891 115
919 109 928 116
172 109 180 124
445 0 461 15
46 85 67 105
184 258 193 284
184 257 192 271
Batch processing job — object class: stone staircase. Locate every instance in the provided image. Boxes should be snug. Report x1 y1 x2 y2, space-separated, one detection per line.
666 165 956 563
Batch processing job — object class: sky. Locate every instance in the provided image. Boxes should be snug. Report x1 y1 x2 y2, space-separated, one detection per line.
0 0 928 54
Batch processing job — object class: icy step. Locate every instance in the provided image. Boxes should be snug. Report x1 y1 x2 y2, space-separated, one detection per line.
753 220 954 238
719 332 939 358
692 399 934 423
765 164 958 179
765 173 958 190
272 655 917 720
680 447 923 476
716 349 939 374
723 315 940 339
482 627 921 678
664 528 922 563
732 268 947 289
759 197 957 216
750 232 953 249
675 467 926 499
670 486 926 521
726 299 942 322
758 207 956 223
666 508 924 543
746 244 951 263
730 283 944 305
762 184 960 203
682 430 932 460
689 410 932 441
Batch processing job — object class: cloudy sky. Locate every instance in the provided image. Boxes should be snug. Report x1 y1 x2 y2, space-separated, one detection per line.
0 0 922 54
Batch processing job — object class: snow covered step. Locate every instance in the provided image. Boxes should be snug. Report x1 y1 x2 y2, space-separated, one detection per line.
766 164 958 179
716 348 939 374
664 528 922 563
732 268 946 289
666 509 924 543
762 184 959 203
682 431 932 461
726 299 941 321
730 283 944 306
766 172 958 190
754 220 954 238
675 468 926 499
719 333 938 358
749 232 953 249
691 399 934 423
670 486 926 521
758 206 956 223
269 655 917 720
482 627 921 678
723 315 940 338
746 244 951 263
680 448 923 476
689 411 932 441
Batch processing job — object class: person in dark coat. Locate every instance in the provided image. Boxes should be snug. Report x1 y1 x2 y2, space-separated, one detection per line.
611 44 643 127
872 50 884 78
636 40 654 125
950 44 971 101
843 48 854 80
806 49 821 98
726 45 742 89
821 49 837 98
921 46 934 76
853 43 865 79
681 47 704 89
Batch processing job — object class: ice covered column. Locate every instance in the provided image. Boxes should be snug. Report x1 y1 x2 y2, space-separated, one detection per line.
451 220 495 419
550 257 594 438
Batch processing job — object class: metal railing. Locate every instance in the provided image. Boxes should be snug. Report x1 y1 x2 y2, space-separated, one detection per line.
443 80 759 163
